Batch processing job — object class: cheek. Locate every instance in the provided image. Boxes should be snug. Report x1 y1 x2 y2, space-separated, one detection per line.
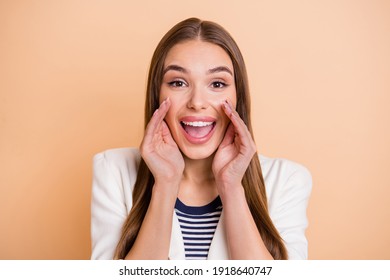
209 100 230 132
229 91 237 109
163 106 176 126
220 109 231 130
213 88 237 110
159 87 182 105
162 99 180 130
159 90 168 104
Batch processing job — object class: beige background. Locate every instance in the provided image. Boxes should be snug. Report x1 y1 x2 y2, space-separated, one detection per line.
1 0 389 259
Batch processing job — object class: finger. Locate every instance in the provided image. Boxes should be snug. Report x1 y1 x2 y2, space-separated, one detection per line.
161 121 177 146
222 100 252 143
222 100 257 158
219 122 235 148
143 98 171 143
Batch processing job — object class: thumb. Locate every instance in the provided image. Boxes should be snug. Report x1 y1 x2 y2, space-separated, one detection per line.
161 121 176 145
219 122 235 148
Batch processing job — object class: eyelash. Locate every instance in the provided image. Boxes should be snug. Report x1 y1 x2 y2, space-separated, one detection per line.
211 81 227 88
167 80 187 88
167 80 228 89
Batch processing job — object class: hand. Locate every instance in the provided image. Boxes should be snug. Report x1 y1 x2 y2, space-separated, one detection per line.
212 100 257 190
140 98 184 187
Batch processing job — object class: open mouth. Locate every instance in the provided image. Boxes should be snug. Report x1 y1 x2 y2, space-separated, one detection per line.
180 121 216 139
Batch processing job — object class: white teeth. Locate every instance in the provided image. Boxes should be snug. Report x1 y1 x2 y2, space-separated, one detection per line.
182 121 213 127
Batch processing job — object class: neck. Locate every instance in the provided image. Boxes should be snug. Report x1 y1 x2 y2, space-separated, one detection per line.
182 154 215 184
179 153 218 206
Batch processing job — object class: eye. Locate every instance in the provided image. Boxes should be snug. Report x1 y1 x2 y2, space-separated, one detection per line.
168 80 187 88
211 81 227 88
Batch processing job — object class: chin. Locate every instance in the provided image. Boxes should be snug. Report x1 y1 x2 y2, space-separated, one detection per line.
179 145 218 160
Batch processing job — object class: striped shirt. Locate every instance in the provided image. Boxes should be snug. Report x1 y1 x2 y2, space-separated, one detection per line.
174 196 223 260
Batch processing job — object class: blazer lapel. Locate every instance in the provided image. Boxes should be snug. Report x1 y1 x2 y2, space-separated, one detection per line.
207 211 229 259
168 211 185 259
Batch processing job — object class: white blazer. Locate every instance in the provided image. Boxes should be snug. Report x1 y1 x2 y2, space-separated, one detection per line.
91 147 312 260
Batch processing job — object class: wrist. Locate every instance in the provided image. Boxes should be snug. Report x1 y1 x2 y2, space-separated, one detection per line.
152 181 180 202
214 174 241 188
154 172 182 188
216 181 246 203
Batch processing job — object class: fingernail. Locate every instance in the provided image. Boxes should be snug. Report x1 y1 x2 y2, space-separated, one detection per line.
222 100 229 109
153 109 159 116
161 97 169 106
227 100 233 110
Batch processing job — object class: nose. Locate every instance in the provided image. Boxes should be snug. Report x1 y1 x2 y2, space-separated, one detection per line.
186 85 208 110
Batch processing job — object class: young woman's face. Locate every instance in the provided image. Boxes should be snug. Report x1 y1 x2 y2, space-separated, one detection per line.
160 40 237 160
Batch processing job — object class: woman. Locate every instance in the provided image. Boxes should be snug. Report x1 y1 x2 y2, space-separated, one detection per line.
91 18 312 260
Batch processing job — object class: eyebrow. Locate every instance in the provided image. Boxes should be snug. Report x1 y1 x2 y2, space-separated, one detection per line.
163 65 187 75
163 64 233 76
207 66 233 76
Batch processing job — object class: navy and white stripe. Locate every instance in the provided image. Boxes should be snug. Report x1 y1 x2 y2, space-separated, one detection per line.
174 196 222 260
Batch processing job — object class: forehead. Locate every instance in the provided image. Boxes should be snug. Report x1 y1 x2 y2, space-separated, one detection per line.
164 40 233 70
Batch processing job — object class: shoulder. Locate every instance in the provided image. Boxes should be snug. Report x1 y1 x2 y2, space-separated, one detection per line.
259 155 312 259
259 155 312 211
260 155 312 186
93 147 141 168
91 147 141 259
92 147 141 193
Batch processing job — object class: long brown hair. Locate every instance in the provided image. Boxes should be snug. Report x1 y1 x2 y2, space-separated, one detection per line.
115 18 287 259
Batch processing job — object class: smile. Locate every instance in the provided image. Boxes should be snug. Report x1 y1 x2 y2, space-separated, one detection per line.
179 117 216 144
